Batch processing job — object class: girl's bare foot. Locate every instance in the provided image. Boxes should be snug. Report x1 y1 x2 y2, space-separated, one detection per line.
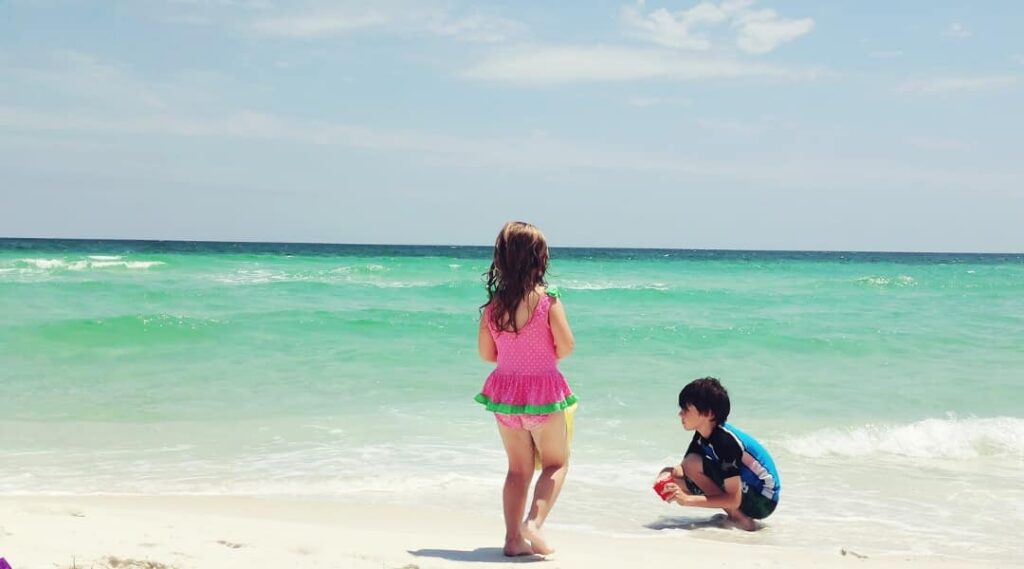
522 520 554 555
503 536 534 557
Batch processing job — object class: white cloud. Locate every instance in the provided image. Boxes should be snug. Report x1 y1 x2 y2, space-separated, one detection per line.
3 104 1015 196
621 0 813 55
423 14 524 44
627 96 660 107
150 0 272 27
905 136 971 152
3 50 229 112
168 0 271 6
944 22 970 39
246 4 522 43
462 44 824 85
898 75 1019 95
626 95 692 107
733 8 814 54
250 12 388 37
162 14 215 26
693 117 762 137
0 104 716 175
621 1 728 50
690 114 799 139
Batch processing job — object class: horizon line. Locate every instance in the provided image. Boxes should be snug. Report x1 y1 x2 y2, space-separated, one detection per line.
1 236 1021 256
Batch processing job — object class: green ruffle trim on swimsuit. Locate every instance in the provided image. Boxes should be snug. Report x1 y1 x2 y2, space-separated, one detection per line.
545 286 561 299
474 393 578 415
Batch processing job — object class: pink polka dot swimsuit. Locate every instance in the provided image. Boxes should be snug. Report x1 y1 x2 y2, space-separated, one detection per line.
475 293 577 419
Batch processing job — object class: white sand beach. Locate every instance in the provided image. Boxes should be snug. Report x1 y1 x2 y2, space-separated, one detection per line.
0 496 995 569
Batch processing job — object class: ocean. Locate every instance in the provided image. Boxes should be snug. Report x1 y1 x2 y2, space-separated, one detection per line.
1 239 1021 562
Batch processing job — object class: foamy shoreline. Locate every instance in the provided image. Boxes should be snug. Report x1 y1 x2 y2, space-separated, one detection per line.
0 496 994 569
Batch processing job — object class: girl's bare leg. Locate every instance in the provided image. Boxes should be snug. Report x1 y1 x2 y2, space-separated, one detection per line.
497 422 537 556
522 411 569 555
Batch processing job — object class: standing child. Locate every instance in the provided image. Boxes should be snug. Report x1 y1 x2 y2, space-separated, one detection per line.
475 221 577 556
656 377 780 530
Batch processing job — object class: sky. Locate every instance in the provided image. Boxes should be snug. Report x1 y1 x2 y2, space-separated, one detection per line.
1 1 1022 252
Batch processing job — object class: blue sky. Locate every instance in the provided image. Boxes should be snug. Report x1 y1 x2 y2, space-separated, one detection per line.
1 1 1021 252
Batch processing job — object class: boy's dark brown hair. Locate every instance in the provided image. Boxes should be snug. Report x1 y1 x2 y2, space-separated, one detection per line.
678 377 731 424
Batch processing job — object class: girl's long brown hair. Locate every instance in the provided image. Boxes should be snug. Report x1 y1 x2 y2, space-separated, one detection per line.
482 221 549 333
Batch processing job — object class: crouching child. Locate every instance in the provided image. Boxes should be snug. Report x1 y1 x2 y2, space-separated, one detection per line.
656 377 780 530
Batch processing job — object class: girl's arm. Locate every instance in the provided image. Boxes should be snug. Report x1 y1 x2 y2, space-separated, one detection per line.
548 298 575 359
478 313 497 362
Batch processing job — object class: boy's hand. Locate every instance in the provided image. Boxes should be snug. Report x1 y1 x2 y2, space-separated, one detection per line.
654 472 675 501
661 483 701 506
673 493 699 507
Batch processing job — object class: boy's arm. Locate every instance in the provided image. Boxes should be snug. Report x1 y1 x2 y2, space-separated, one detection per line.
672 477 742 510
668 432 743 509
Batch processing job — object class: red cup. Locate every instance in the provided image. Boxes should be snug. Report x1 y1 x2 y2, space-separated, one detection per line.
653 472 676 501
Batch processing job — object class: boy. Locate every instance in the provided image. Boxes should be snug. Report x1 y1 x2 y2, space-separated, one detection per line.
657 377 780 530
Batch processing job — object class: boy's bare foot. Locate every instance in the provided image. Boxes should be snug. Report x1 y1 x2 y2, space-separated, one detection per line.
522 520 554 555
726 510 757 531
709 513 730 526
503 536 533 557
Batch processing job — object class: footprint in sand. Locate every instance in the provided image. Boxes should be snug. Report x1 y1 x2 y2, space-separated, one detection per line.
103 556 175 568
216 540 244 549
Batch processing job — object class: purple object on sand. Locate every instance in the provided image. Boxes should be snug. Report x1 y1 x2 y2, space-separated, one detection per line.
0 557 11 569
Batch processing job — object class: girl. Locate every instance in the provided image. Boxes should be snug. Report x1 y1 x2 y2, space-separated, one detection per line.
475 221 577 557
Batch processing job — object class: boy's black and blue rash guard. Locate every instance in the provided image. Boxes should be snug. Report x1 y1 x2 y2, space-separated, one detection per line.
686 422 781 503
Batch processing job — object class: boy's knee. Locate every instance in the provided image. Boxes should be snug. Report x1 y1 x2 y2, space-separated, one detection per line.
667 464 684 480
682 454 704 477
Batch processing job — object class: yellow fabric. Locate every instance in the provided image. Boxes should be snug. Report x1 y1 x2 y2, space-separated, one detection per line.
535 403 576 471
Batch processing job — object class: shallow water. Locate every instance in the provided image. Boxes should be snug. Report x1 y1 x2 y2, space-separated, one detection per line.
2 239 1021 561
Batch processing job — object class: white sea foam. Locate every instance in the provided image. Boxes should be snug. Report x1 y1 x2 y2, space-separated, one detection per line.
782 416 1024 459
213 269 284 284
211 267 438 288
80 260 164 270
857 275 916 287
20 258 66 269
561 281 670 291
361 280 434 289
17 258 163 271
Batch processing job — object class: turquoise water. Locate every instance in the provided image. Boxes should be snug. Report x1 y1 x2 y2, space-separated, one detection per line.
2 239 1022 560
